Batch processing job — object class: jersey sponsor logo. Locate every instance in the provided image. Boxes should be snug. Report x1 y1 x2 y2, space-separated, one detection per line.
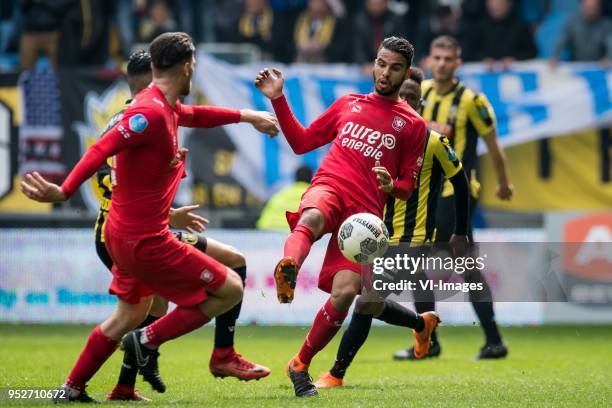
392 116 406 132
417 155 424 167
339 121 397 160
128 114 148 133
351 104 362 113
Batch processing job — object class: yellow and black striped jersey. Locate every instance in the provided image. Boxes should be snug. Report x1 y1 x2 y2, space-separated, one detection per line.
93 106 127 243
420 79 495 199
384 129 462 245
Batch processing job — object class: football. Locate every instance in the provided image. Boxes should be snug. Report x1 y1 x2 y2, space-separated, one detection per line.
338 213 389 264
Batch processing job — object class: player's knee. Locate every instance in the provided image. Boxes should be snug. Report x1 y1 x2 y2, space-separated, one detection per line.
225 270 244 306
330 285 359 309
300 209 325 234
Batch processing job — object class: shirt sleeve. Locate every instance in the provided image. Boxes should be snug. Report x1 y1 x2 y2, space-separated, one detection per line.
271 94 345 154
61 107 156 198
391 118 427 200
177 102 241 128
432 133 462 179
466 92 496 137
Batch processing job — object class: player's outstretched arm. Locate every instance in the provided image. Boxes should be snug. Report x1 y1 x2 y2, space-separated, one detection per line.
20 172 66 203
255 67 341 154
239 109 279 137
177 104 278 137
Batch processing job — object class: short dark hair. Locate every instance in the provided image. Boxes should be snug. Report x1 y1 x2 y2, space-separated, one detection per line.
127 50 152 77
295 165 313 183
378 36 414 67
408 67 424 85
430 35 461 57
149 32 195 70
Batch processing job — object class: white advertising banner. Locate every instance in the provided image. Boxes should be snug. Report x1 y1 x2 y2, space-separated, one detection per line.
0 228 555 325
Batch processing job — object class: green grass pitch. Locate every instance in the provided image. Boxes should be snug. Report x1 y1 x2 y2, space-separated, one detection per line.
0 324 610 407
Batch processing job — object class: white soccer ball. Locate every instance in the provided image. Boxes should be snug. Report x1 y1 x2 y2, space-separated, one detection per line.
338 213 389 264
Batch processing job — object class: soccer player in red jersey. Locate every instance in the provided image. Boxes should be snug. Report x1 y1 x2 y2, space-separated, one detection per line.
255 36 435 397
89 51 270 402
20 32 278 403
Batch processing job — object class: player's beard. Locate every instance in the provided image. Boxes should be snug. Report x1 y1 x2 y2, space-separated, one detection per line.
374 75 402 97
374 77 402 96
433 68 453 83
180 72 193 96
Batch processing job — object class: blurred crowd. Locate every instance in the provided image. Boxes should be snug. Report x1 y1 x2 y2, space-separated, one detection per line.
1 0 611 71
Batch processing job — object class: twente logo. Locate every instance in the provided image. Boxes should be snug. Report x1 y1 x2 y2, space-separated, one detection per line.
392 116 406 132
73 81 131 212
562 213 612 281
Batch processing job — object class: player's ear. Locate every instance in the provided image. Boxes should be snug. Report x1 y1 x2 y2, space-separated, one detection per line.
455 56 462 70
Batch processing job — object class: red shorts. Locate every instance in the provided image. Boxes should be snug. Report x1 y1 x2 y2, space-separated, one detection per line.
286 183 370 293
104 224 227 306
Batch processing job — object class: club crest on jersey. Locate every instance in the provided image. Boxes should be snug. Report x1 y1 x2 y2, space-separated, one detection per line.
392 116 406 132
200 269 214 283
129 114 148 133
351 104 362 113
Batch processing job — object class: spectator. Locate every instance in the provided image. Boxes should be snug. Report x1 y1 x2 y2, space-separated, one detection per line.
58 0 113 66
415 3 462 67
19 0 72 70
551 0 612 67
353 0 405 68
225 0 294 62
462 0 537 69
292 0 350 63
256 165 313 231
139 0 177 43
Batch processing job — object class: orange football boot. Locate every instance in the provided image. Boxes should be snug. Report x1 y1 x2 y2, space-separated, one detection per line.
314 372 344 389
413 311 441 359
274 257 299 303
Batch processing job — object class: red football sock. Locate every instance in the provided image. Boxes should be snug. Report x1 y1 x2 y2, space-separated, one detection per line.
298 298 348 365
65 326 118 391
144 306 210 347
284 223 316 268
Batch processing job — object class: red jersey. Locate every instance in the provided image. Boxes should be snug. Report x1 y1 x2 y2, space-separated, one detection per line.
272 92 426 215
61 84 241 235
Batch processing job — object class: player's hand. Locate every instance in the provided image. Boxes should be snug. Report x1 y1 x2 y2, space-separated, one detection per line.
169 205 209 233
449 234 470 257
254 68 284 100
240 109 279 137
20 172 67 202
496 183 514 201
372 160 393 193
